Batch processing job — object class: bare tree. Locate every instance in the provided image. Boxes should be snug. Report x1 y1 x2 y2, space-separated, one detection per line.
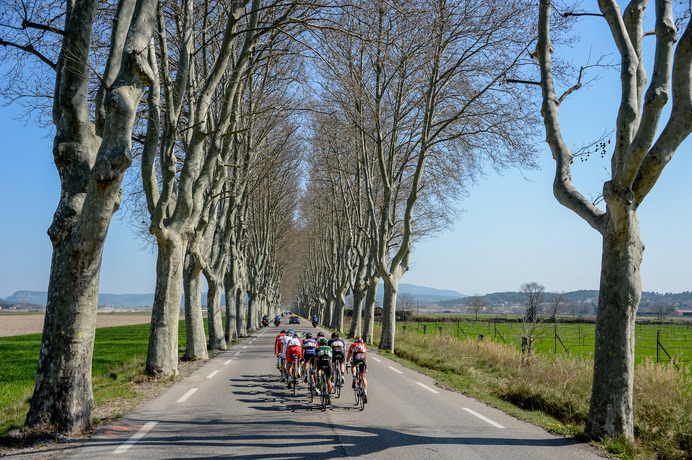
547 291 567 321
519 282 546 364
466 295 488 320
0 0 157 433
535 0 691 440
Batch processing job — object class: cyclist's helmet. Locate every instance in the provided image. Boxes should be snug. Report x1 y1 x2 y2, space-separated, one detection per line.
305 333 313 339
317 331 325 337
355 337 363 343
318 338 329 346
288 329 294 335
331 332 339 339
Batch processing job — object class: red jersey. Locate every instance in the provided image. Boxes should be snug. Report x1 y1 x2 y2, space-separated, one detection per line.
275 333 286 355
349 342 367 355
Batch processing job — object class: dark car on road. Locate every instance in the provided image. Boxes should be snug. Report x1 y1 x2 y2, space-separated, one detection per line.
289 315 300 324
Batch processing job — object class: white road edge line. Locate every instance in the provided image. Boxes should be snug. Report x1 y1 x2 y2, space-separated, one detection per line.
206 370 220 379
415 382 440 394
223 359 233 365
112 421 158 454
388 366 403 374
371 357 382 362
463 408 505 429
176 388 198 403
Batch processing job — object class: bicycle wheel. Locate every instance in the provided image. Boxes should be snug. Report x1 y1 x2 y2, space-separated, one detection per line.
308 374 314 403
357 380 365 411
292 368 297 396
353 371 360 404
320 376 327 411
333 367 341 399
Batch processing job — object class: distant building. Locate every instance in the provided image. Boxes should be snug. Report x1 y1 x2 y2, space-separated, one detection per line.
675 310 692 317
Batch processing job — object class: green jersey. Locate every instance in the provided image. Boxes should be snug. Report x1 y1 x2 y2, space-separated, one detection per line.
315 345 333 360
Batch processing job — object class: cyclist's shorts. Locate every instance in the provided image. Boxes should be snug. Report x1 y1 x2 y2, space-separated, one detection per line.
286 346 302 364
352 356 367 374
316 359 332 378
332 350 345 362
302 350 316 362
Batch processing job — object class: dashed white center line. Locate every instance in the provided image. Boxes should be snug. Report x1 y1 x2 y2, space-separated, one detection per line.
176 388 198 403
112 421 158 454
242 346 247 349
223 359 233 365
234 352 241 356
463 408 505 428
206 370 220 379
388 366 403 374
416 382 440 394
371 357 382 362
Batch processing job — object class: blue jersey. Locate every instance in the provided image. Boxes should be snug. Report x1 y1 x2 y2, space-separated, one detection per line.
302 338 318 357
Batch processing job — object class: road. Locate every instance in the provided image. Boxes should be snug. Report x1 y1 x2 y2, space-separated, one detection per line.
40 322 604 459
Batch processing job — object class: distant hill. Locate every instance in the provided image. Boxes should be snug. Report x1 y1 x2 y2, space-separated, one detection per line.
376 283 466 303
437 290 692 312
5 291 157 308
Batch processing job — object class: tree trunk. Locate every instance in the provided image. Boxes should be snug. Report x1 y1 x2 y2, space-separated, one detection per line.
146 233 186 378
362 277 379 343
332 289 346 332
247 291 259 332
224 271 238 342
183 253 208 360
349 287 364 338
378 273 401 352
207 277 227 350
585 206 643 441
236 285 247 337
324 298 334 328
26 241 101 433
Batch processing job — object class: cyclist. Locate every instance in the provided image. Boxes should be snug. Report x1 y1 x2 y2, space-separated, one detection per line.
274 329 287 369
301 332 318 383
279 329 295 381
328 332 346 384
285 332 303 388
313 337 334 403
347 337 368 403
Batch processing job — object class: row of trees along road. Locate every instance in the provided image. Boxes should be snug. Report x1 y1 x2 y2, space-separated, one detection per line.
1 0 690 444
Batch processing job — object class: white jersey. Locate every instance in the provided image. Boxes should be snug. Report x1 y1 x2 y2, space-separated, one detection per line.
280 335 292 358
287 337 302 347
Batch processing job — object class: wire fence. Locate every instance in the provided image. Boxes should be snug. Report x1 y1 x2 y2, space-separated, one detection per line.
399 318 692 366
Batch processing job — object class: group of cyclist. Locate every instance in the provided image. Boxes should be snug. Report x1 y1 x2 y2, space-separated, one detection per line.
274 328 368 405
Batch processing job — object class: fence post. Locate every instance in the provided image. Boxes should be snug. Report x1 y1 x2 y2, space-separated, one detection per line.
402 325 406 334
439 326 443 335
657 329 660 363
423 324 427 335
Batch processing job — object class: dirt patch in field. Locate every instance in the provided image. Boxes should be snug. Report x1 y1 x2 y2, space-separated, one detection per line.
0 313 159 338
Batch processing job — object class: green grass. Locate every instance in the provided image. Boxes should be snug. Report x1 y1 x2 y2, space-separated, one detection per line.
400 320 692 365
0 319 212 436
364 321 692 460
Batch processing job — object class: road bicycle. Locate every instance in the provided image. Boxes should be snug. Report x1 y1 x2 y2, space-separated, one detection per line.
352 363 365 411
332 358 343 399
318 366 329 411
289 352 300 396
306 362 316 403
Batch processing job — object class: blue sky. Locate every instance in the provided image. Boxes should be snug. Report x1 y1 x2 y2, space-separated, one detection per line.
0 11 690 299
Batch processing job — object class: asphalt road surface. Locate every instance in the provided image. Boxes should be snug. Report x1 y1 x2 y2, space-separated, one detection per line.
49 322 604 459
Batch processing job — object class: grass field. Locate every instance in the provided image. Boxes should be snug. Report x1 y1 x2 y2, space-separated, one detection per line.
363 319 692 460
0 321 191 436
398 319 692 365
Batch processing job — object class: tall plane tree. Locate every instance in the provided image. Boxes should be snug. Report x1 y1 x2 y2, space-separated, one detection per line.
536 0 691 440
0 0 158 433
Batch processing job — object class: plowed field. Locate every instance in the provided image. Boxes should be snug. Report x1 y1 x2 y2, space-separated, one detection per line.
0 313 153 337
